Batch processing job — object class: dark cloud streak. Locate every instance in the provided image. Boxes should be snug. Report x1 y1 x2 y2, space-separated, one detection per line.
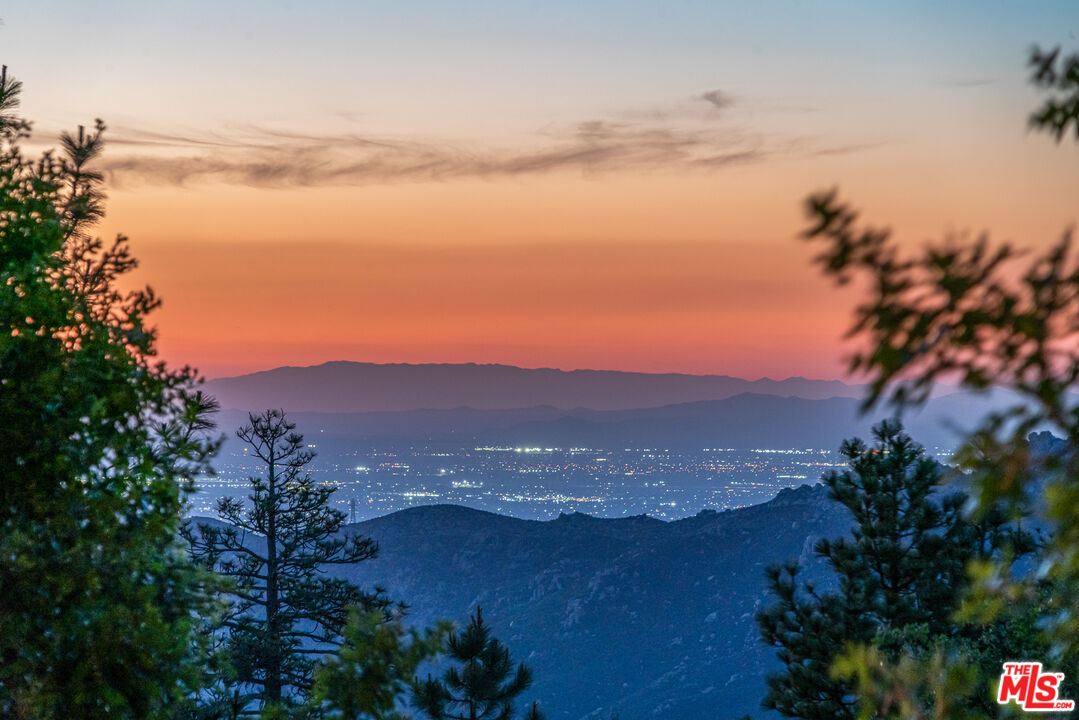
101 120 767 188
699 89 733 111
97 91 877 189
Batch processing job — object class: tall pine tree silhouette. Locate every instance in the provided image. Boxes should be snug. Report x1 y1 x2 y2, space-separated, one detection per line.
414 607 544 720
184 409 387 715
756 420 1030 719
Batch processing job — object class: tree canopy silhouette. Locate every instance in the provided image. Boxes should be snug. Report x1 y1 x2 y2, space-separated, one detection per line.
758 421 1032 719
794 44 1079 717
185 409 388 715
414 607 543 720
0 65 220 719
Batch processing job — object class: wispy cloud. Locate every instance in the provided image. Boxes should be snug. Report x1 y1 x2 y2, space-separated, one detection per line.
804 141 892 157
91 90 877 189
698 89 733 111
100 123 761 188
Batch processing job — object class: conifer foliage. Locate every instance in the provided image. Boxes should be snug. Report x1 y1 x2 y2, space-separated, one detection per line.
311 608 449 720
0 66 219 719
782 44 1079 718
184 409 387 715
414 608 544 720
756 421 1029 719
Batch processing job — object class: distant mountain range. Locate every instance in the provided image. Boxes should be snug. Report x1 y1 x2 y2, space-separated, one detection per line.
211 389 1008 453
204 361 868 412
302 485 848 720
196 362 1030 717
203 360 1027 454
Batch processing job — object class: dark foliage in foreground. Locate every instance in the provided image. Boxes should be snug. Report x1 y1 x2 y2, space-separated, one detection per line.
758 421 1033 719
0 66 220 719
788 43 1079 719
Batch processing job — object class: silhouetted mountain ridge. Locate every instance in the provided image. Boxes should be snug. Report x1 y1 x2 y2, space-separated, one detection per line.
213 390 1010 452
204 361 868 412
250 484 854 720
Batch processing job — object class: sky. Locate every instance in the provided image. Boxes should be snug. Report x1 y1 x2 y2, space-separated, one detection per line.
4 1 1078 379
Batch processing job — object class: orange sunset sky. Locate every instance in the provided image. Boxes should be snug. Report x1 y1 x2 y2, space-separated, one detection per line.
6 2 1078 379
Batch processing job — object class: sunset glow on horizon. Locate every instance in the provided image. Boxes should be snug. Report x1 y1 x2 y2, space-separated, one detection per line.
6 1 1078 380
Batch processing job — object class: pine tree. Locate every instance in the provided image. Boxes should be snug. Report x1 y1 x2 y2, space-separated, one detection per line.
788 43 1079 718
757 420 1030 719
413 608 544 720
311 608 449 720
184 409 387 715
0 66 220 719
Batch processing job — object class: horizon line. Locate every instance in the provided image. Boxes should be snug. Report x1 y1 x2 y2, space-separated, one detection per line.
203 358 859 385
